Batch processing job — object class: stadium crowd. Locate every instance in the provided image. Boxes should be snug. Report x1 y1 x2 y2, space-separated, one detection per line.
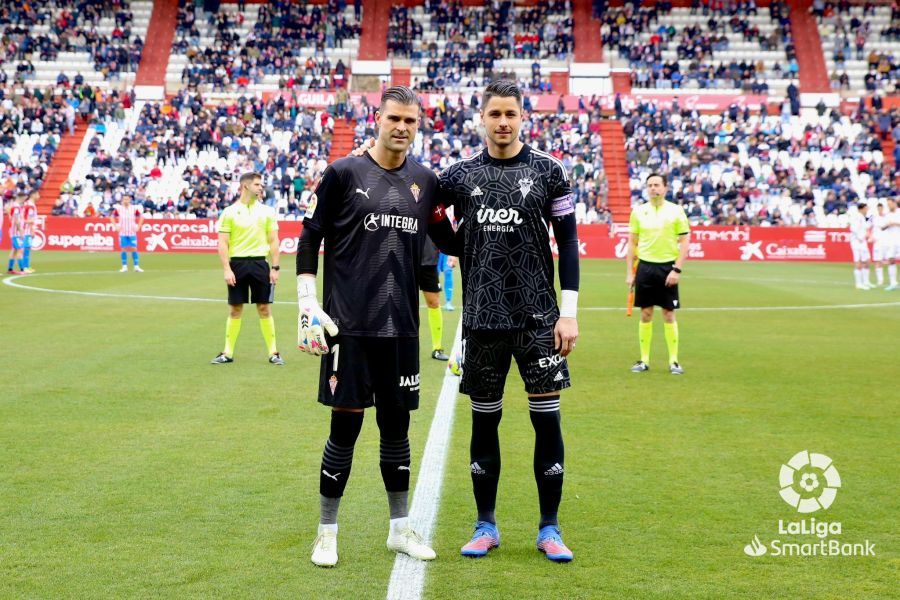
62 90 333 219
1 85 130 213
0 0 144 79
617 97 900 227
174 0 357 92
601 0 796 91
388 0 573 93
815 0 900 93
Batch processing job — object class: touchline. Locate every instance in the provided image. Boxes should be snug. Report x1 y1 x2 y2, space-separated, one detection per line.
769 539 876 557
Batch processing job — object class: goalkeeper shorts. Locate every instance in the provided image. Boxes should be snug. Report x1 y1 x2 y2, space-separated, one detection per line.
317 333 420 411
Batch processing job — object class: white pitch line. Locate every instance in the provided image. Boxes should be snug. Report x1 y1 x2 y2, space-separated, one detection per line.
386 318 463 600
581 302 900 312
4 273 900 312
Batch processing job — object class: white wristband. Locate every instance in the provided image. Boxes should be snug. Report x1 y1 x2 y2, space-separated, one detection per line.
297 275 317 299
560 289 578 319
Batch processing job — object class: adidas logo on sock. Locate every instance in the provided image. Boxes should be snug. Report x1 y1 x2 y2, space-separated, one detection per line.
553 372 564 382
470 462 486 475
544 463 564 476
471 186 483 197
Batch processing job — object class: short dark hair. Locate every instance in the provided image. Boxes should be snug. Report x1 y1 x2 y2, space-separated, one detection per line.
379 86 422 112
239 172 262 186
646 172 667 186
483 80 523 109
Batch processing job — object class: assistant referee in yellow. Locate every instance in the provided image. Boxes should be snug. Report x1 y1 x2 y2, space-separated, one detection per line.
211 171 284 365
625 173 690 375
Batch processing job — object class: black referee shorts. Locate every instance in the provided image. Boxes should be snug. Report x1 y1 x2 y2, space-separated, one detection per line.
418 264 441 293
227 257 274 305
634 260 681 310
318 334 421 411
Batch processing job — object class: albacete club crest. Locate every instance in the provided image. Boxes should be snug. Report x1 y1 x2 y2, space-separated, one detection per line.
518 177 533 199
410 182 421 203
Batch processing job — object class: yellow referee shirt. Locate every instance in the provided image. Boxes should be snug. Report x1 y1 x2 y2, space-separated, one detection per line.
218 199 278 258
629 200 690 263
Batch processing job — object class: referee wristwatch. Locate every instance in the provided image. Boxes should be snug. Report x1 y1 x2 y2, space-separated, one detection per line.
271 265 281 271
672 266 682 273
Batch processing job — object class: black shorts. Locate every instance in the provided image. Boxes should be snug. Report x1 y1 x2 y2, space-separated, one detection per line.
227 257 274 305
459 326 571 400
318 334 420 410
418 264 441 293
634 260 680 310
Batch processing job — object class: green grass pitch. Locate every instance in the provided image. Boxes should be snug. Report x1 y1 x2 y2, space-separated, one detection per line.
1 252 897 599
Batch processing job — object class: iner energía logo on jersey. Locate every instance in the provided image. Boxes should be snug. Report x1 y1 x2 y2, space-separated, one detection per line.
363 213 418 234
477 205 523 232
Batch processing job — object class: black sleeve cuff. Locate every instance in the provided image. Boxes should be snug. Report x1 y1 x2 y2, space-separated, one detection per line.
296 225 324 276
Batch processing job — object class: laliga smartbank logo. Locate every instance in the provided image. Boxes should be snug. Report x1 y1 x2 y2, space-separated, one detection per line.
778 449 840 513
743 451 875 558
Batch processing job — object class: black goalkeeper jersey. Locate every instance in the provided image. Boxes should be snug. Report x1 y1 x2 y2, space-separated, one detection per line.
439 144 575 331
303 152 440 337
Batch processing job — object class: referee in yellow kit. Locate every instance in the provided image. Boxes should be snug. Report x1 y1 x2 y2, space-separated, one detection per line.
625 173 690 375
211 171 284 365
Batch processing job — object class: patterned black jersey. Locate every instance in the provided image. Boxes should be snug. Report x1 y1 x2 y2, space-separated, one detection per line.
439 144 575 331
304 153 440 337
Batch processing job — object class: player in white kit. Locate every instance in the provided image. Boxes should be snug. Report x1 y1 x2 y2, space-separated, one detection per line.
871 203 889 287
882 199 900 291
849 203 873 289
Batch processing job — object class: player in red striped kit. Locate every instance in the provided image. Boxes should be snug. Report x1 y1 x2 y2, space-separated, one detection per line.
111 194 145 272
19 192 39 274
7 193 26 275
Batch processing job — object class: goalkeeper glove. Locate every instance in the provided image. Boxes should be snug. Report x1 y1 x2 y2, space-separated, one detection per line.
297 275 339 355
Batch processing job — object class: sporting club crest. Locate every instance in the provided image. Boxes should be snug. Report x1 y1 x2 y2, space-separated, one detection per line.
410 182 421 203
329 375 338 395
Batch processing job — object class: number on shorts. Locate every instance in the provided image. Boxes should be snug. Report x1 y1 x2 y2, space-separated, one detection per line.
332 344 340 372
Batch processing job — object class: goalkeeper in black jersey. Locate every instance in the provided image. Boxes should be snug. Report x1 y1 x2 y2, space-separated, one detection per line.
295 86 458 567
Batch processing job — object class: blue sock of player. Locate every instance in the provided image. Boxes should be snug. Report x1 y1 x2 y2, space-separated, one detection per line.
23 246 30 268
529 396 564 529
319 410 364 524
7 258 13 271
121 252 128 266
376 407 411 520
470 397 503 524
17 258 25 271
132 251 139 266
444 269 454 304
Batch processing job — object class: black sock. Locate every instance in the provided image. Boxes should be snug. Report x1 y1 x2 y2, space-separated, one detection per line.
319 410 364 500
529 396 564 529
376 405 411 494
470 397 503 524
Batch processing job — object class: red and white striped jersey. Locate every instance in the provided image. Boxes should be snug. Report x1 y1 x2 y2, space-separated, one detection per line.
114 204 143 236
20 202 37 236
8 204 24 236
